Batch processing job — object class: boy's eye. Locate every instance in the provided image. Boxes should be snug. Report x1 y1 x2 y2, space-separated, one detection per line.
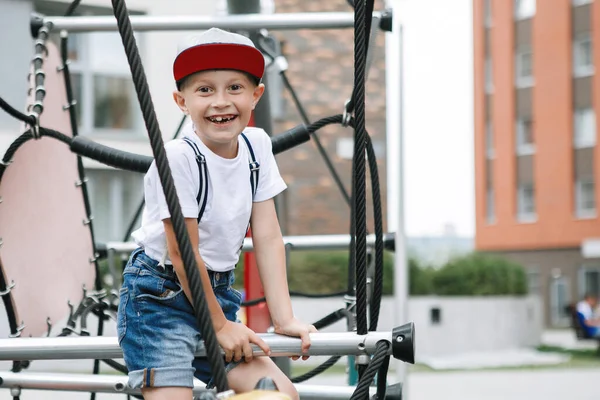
229 84 242 91
197 86 212 93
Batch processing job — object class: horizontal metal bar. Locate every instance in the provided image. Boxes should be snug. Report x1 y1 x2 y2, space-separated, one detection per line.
0 372 373 399
0 331 392 361
105 232 393 254
41 12 383 33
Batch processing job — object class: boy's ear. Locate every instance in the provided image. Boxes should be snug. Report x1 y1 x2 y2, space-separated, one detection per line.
172 91 188 114
252 83 266 110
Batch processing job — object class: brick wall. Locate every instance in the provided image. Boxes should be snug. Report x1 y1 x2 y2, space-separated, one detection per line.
270 0 389 235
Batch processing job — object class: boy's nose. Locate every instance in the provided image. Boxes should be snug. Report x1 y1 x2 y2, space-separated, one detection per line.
211 92 230 108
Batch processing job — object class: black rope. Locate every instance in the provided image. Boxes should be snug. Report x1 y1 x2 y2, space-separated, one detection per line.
291 355 341 383
375 352 390 400
241 290 347 307
349 341 390 400
0 96 35 125
109 0 228 391
365 133 383 331
345 0 376 116
352 0 376 382
64 0 83 17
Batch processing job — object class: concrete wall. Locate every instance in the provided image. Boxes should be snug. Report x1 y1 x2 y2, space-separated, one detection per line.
289 295 543 360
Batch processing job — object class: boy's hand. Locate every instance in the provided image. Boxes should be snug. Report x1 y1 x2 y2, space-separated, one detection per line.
216 321 271 363
274 318 318 360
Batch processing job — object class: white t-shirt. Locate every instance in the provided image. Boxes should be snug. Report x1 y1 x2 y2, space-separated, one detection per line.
577 300 593 320
131 124 287 272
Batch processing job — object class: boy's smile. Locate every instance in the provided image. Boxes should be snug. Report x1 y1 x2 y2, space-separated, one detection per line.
173 69 264 158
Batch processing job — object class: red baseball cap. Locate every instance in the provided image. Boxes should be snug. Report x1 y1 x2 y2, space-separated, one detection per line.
173 28 265 83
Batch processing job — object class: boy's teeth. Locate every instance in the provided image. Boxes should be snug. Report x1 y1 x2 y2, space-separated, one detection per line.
216 117 222 122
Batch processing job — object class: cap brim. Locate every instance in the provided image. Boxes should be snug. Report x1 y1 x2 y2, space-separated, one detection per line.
173 43 264 83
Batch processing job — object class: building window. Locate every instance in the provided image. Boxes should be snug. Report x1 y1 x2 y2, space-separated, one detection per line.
67 32 143 136
573 108 597 148
516 117 535 155
573 33 594 77
486 187 495 223
517 183 536 221
527 268 541 295
575 179 596 218
514 0 536 20
86 169 144 243
484 0 492 27
515 47 534 87
486 121 495 158
485 57 494 93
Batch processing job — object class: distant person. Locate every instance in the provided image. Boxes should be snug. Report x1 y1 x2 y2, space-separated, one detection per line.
576 294 600 338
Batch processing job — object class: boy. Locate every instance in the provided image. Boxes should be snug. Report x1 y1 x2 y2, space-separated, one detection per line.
117 28 316 400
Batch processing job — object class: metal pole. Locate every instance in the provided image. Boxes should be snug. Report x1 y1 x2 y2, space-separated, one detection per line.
35 12 385 33
385 0 408 394
0 372 376 399
104 232 394 254
0 331 399 361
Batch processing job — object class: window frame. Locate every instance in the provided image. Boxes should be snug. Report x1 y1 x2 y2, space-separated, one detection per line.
486 120 495 159
514 0 536 20
515 117 535 155
485 57 494 93
68 32 145 138
575 178 597 219
515 46 534 88
573 107 597 149
486 186 496 224
573 32 594 78
517 183 537 222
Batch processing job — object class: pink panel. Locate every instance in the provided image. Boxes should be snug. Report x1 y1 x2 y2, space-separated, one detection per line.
0 41 96 337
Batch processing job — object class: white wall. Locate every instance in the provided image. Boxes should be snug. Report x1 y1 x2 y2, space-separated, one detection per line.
289 295 543 361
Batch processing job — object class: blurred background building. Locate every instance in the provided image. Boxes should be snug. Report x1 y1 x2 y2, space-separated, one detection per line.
474 0 600 327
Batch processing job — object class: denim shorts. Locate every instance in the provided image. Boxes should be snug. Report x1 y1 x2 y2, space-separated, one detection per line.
117 247 243 389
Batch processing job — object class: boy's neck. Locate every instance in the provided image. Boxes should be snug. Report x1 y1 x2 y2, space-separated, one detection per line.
195 132 239 159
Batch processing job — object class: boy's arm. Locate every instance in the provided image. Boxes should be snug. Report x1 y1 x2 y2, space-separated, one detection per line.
163 218 270 362
250 199 316 354
163 218 228 330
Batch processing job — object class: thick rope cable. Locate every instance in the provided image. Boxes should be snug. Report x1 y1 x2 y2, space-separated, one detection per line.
365 133 384 331
344 0 375 115
241 290 347 307
64 0 83 17
349 341 390 400
0 97 35 125
352 0 369 339
109 0 228 391
291 355 341 383
352 0 376 383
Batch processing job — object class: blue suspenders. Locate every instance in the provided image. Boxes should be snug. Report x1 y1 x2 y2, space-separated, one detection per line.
182 133 259 222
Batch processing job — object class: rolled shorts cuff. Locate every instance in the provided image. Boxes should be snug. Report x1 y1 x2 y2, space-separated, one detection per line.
128 366 196 389
205 360 242 389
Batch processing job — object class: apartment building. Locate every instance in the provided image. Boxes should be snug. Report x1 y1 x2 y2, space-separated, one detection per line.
474 0 600 326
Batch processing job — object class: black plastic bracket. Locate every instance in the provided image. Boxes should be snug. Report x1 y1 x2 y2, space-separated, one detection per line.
379 8 393 32
30 13 46 39
392 322 415 364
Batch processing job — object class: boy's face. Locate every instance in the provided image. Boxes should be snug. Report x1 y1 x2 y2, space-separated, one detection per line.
173 70 264 153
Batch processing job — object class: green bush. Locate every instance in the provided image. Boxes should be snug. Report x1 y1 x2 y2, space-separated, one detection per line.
432 252 528 296
202 250 528 297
